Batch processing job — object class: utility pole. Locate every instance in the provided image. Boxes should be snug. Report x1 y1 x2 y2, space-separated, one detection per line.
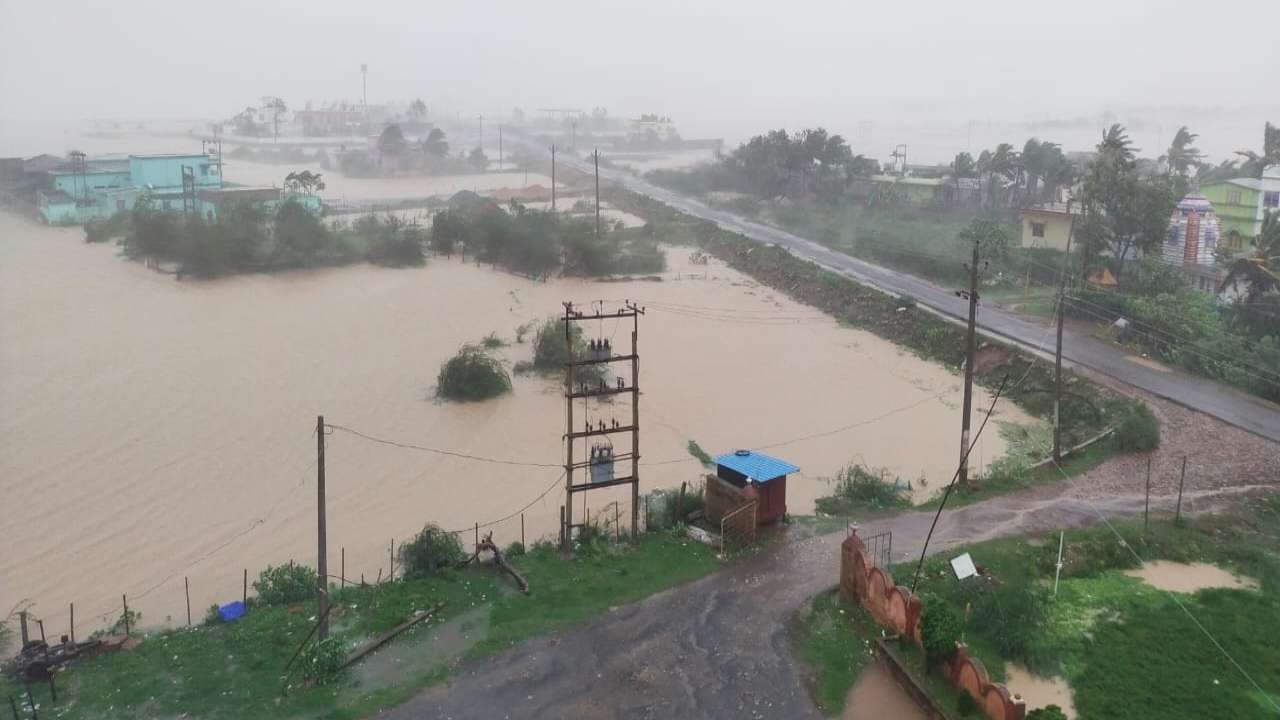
561 301 645 551
316 415 329 640
571 120 577 151
958 238 980 485
593 148 601 238
1053 200 1077 463
360 64 368 134
478 114 483 153
499 125 503 170
550 145 557 212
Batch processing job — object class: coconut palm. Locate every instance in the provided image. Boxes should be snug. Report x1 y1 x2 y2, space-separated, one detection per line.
1099 124 1137 166
1234 121 1280 178
1161 125 1203 176
1220 210 1280 301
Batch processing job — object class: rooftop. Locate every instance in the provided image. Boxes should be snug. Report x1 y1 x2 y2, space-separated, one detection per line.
1023 202 1081 217
713 449 800 483
870 174 945 187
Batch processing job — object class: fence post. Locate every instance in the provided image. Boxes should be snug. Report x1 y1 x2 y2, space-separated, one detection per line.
47 674 56 704
1143 456 1151 532
678 481 687 521
184 577 191 627
521 513 525 549
69 603 75 644
615 503 621 542
1175 456 1187 524
243 569 248 609
341 547 346 588
9 694 19 720
474 523 480 561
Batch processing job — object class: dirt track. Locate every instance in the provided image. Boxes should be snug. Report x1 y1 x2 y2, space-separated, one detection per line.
376 415 1278 720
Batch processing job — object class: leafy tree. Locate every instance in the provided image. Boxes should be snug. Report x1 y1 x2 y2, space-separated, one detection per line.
398 523 466 576
958 218 1012 263
468 147 489 172
437 344 511 400
1099 123 1137 166
378 124 408 157
430 207 468 256
409 98 427 120
284 170 325 195
423 128 449 158
272 199 334 267
1234 121 1280 177
263 96 287 142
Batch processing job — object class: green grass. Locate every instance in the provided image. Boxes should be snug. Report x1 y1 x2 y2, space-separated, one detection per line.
893 495 1280 719
0 533 720 719
791 589 882 715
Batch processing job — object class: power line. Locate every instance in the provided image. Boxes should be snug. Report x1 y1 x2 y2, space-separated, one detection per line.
326 423 562 467
443 471 566 535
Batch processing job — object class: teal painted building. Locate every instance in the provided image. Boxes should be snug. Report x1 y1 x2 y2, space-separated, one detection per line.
38 153 224 224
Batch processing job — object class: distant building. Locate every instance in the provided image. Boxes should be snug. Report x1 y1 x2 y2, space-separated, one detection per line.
868 174 946 206
1161 190 1224 292
38 153 221 224
1200 165 1280 252
1020 202 1080 252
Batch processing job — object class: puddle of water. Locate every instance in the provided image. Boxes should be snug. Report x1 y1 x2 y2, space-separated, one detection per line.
1005 663 1077 719
842 662 928 720
1124 561 1259 593
353 606 489 691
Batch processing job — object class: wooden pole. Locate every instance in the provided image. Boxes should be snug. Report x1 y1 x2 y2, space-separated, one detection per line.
121 595 130 637
521 513 525 549
9 694 19 720
69 603 75 644
18 611 27 647
184 577 191 627
1175 456 1187 524
243 569 247 609
316 414 329 640
474 523 480 561
341 547 346 589
36 619 45 644
1144 456 1152 532
678 481 687 521
959 238 980 485
47 674 56 704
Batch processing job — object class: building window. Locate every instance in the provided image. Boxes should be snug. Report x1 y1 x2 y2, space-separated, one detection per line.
1031 221 1046 238
1227 190 1242 204
1265 191 1279 208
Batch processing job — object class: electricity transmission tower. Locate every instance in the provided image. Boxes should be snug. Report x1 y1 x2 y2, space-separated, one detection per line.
561 301 644 551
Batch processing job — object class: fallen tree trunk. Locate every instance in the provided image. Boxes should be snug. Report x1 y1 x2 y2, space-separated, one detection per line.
479 532 530 594
337 601 445 672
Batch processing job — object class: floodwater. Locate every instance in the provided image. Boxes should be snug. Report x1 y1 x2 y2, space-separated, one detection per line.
1124 561 1259 593
842 662 928 720
1005 663 1077 719
0 210 1027 636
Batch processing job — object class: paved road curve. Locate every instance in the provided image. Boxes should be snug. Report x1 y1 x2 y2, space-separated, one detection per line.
534 143 1280 443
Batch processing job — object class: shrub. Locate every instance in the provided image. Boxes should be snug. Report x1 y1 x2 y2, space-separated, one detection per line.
645 480 706 531
921 602 962 669
398 523 466 578
436 344 511 401
1027 706 1068 720
503 541 525 557
957 692 979 717
203 604 223 625
253 564 318 606
1113 402 1160 452
300 636 346 684
815 464 911 514
481 332 506 349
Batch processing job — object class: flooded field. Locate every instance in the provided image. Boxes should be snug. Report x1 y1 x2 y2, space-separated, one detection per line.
0 210 1028 634
1124 561 1259 593
1005 664 1077 719
842 663 928 720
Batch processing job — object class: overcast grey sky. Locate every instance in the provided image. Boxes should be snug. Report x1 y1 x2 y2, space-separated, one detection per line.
3 0 1277 162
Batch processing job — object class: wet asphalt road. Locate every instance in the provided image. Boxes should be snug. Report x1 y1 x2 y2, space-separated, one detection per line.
376 484 1247 720
516 141 1280 444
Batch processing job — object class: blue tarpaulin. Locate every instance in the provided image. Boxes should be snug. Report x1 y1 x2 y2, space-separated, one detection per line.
218 601 246 622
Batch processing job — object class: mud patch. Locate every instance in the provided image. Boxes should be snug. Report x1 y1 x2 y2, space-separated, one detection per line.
353 607 489 692
841 662 928 720
1124 561 1258 593
1005 663 1076 719
1126 355 1173 373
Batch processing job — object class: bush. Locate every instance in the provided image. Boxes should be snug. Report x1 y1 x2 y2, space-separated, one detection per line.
921 602 962 669
203 604 223 625
645 480 706 531
815 464 911 514
503 541 525 557
253 563 318 606
1027 706 1068 720
300 636 346 684
436 344 511 401
398 523 466 578
957 692 979 717
1113 403 1160 452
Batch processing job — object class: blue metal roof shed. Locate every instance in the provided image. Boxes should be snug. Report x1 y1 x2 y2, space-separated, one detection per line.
713 450 800 484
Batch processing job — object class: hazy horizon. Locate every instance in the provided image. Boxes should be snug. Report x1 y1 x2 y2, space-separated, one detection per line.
3 0 1278 164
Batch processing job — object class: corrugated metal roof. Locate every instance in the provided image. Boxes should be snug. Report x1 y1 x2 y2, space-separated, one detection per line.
713 450 799 483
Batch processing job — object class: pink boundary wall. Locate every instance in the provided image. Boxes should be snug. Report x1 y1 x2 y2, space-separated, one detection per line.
840 530 1026 720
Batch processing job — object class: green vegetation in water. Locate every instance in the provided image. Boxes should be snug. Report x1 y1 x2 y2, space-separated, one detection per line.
686 439 714 468
894 495 1280 719
0 532 719 720
814 463 912 515
436 344 512 401
644 479 707 531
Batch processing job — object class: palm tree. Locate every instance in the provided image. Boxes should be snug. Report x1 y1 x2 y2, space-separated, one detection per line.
950 151 976 205
1099 124 1137 166
1220 210 1280 300
978 143 1019 208
1234 121 1280 178
1161 125 1203 176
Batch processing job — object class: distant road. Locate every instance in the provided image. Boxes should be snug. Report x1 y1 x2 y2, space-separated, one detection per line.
528 140 1280 443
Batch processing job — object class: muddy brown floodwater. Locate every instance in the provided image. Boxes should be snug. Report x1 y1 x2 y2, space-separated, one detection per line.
841 663 929 720
0 209 1029 635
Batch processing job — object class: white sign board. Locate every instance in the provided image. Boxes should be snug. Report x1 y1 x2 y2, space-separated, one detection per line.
950 552 978 580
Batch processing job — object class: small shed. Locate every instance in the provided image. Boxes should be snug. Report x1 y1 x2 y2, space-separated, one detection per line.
708 449 799 525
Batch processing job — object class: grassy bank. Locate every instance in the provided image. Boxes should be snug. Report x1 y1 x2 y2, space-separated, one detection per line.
0 533 719 719
895 495 1280 719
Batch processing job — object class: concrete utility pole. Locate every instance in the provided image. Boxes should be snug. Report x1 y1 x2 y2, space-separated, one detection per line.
361 64 368 133
316 415 329 640
499 125 503 170
1053 200 1077 463
958 239 980 485
551 145 557 212
593 149 601 238
478 114 483 153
